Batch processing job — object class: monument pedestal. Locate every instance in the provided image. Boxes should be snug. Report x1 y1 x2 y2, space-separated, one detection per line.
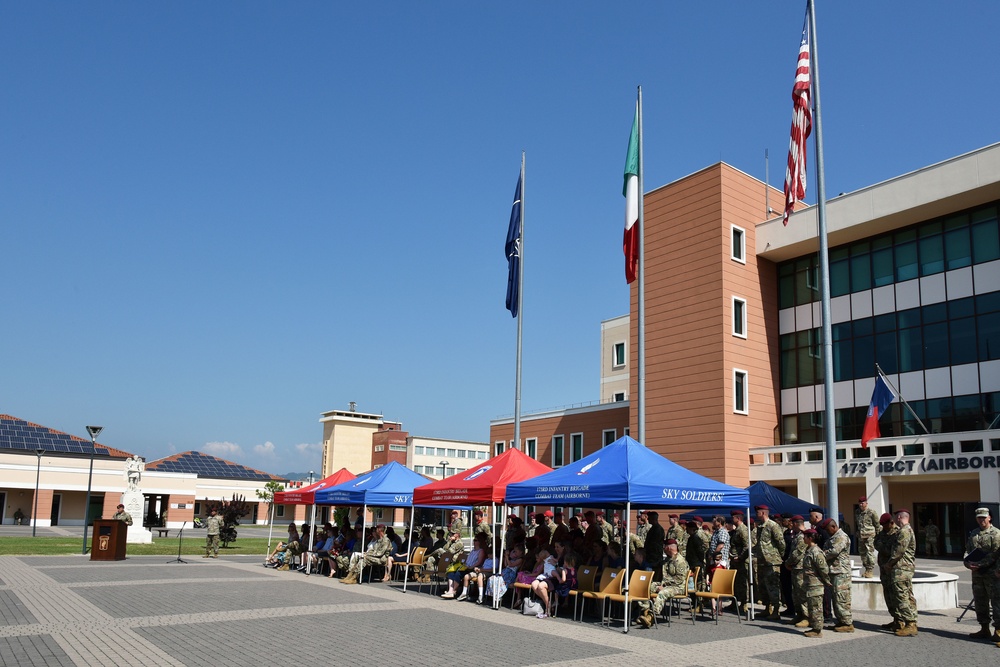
121 490 153 544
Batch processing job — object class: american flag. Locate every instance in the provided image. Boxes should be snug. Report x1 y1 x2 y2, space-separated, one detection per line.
783 13 812 226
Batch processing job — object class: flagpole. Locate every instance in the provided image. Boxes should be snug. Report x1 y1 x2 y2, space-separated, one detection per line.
513 152 525 452
807 0 838 519
636 87 646 445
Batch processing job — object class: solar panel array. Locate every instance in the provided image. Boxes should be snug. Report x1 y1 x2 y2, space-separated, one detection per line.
148 451 278 481
0 416 111 456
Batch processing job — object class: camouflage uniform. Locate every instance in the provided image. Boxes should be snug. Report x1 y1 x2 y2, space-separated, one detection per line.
424 535 465 574
823 528 853 627
474 519 492 546
885 523 917 626
966 522 1000 634
630 520 649 555
112 510 133 525
667 524 687 555
599 520 615 545
802 542 831 634
639 553 689 616
753 518 786 612
855 507 879 574
204 513 224 557
875 522 899 620
449 517 465 537
729 522 750 608
336 539 362 574
784 530 808 621
348 534 392 576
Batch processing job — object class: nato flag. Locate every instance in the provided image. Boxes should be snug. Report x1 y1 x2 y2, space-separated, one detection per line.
505 172 523 317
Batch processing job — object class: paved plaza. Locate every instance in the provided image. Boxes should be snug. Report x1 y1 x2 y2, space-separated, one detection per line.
0 553 995 667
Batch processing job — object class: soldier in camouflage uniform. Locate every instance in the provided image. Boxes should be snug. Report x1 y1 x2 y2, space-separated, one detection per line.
473 510 492 546
783 515 808 626
965 507 1000 641
753 504 786 620
448 510 465 537
630 511 649 555
596 512 614 545
341 523 392 584
423 528 465 578
666 514 687 554
203 507 224 558
874 512 899 629
855 496 879 578
637 539 689 627
821 519 854 631
800 529 830 638
885 508 918 636
729 510 750 613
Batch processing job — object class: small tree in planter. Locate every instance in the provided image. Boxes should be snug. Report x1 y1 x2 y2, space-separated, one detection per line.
206 494 252 547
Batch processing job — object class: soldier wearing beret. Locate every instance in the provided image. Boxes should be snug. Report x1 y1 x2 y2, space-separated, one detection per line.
965 507 1000 642
753 504 786 620
855 496 879 578
885 509 918 636
801 529 830 638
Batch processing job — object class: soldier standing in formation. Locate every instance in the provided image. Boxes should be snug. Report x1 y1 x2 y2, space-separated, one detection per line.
884 508 918 636
800 529 829 638
965 507 1000 642
686 519 710 593
784 515 808 627
753 504 786 621
821 518 854 632
855 496 879 578
473 510 492 545
666 514 687 553
729 510 750 614
645 511 665 584
874 512 899 629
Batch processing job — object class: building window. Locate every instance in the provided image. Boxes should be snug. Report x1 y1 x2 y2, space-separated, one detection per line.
734 369 748 414
731 225 746 263
374 445 385 452
526 438 537 459
613 392 626 402
447 448 456 457
603 429 616 447
194 502 201 515
447 467 455 476
413 465 423 474
552 435 565 467
732 296 747 338
389 444 407 451
477 451 488 460
413 446 424 455
456 449 467 458
495 441 505 456
571 433 584 462
276 505 284 518
436 447 446 456
612 341 626 368
624 427 630 437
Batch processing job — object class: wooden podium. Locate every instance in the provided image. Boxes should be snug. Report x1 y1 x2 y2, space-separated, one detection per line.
91 519 128 561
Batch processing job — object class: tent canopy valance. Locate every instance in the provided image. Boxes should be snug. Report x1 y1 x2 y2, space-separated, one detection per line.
272 467 356 505
412 447 553 506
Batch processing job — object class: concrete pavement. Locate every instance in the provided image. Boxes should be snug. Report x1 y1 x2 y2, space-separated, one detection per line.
0 554 994 667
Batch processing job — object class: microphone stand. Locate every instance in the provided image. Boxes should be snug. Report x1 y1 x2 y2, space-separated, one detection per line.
168 521 188 564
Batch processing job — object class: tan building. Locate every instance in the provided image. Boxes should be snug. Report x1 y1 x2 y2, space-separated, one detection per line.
600 314 630 403
407 435 490 479
319 406 384 477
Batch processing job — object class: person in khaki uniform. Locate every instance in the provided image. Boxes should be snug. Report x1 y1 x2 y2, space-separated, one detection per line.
112 504 133 526
965 507 1000 642
423 529 465 581
855 496 879 578
729 510 751 614
341 523 392 584
753 504 786 620
637 539 688 627
783 515 808 627
874 512 900 630
800 529 829 638
203 508 224 558
885 508 918 637
821 518 854 632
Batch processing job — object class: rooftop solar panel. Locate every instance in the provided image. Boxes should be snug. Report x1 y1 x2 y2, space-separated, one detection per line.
0 417 113 457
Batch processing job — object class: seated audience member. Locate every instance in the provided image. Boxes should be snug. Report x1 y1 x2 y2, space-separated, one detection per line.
442 533 487 600
553 552 578 612
630 547 653 576
606 541 625 569
424 528 466 583
386 527 403 552
385 530 412 581
636 539 689 628
302 529 335 574
528 547 560 618
587 540 608 573
341 523 393 584
334 528 363 577
472 543 499 604
417 526 434 549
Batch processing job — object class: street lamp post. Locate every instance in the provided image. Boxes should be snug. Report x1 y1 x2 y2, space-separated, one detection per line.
82 426 103 554
438 460 449 528
32 448 45 537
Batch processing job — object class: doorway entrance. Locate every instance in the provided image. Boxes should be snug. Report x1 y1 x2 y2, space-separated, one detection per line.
50 493 61 526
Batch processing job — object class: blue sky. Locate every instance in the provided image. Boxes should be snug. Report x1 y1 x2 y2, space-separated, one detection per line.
2 2 998 476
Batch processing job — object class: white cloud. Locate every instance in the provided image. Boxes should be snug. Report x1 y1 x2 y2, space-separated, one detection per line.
294 442 324 455
203 441 243 458
253 441 277 457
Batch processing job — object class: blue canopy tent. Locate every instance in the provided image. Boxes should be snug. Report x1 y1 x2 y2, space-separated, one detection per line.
680 481 815 520
315 461 466 581
505 436 750 630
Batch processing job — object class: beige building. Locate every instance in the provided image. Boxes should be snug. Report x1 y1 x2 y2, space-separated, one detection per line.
600 314 630 403
319 406 385 477
407 436 490 479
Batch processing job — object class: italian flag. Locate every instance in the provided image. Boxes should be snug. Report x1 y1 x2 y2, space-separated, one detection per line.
623 105 639 284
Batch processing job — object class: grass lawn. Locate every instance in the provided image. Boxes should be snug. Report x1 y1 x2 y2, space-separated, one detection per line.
0 536 275 557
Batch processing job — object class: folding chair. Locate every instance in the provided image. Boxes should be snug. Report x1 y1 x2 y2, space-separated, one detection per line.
604 568 654 629
668 567 699 625
401 547 427 590
578 568 624 625
695 568 741 624
568 566 598 621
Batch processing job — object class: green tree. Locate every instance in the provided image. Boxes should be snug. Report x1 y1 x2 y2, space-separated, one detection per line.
207 494 252 547
256 481 285 524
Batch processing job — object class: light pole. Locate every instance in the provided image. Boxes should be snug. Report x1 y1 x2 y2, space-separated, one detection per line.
439 460 449 528
32 448 44 537
82 426 103 554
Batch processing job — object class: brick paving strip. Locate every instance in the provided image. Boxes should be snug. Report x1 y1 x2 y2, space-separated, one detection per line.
0 555 995 667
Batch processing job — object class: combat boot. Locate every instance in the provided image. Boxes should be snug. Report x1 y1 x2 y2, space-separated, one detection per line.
804 629 822 638
880 619 900 631
834 624 855 633
895 622 918 637
794 618 811 628
992 627 1000 642
969 624 992 639
340 571 358 584
862 570 873 578
765 605 781 621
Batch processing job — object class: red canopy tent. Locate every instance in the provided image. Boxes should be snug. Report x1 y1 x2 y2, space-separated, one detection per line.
407 448 552 601
273 467 356 505
412 447 552 505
